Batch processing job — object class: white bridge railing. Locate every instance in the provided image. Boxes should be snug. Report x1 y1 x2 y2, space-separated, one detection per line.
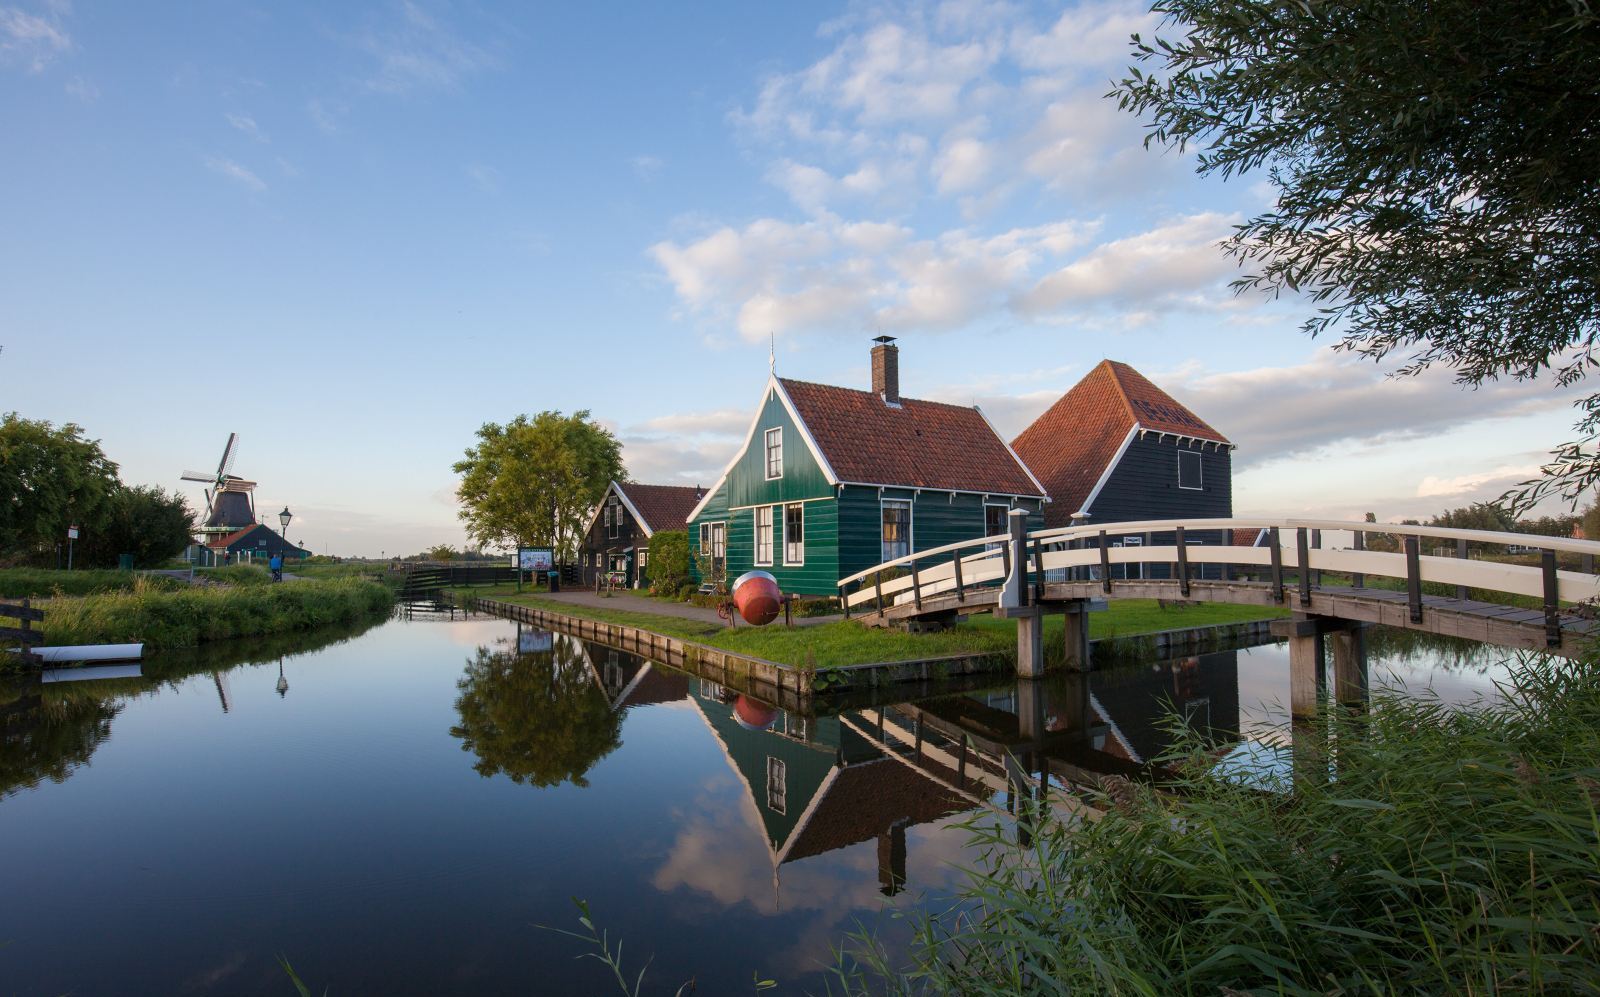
837 517 1600 646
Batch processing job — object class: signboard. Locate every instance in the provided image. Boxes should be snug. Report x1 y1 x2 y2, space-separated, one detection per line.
517 548 554 572
67 526 79 540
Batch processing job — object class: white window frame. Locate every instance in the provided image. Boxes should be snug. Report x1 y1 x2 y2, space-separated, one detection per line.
783 503 804 566
766 756 787 815
764 427 783 480
881 498 913 563
754 506 774 566
1178 450 1203 491
608 500 621 538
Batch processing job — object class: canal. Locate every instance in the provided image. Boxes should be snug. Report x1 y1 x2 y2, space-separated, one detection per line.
0 605 1518 994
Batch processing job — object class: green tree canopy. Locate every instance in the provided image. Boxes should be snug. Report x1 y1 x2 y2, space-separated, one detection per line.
1113 2 1600 508
452 410 624 562
0 413 120 563
646 529 690 593
77 485 195 569
448 639 623 789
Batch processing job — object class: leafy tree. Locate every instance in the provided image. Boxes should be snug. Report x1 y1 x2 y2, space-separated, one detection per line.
426 544 457 562
646 530 689 593
1582 502 1600 542
1515 512 1580 539
1113 3 1600 508
449 639 623 789
453 411 624 562
77 485 195 569
0 413 119 563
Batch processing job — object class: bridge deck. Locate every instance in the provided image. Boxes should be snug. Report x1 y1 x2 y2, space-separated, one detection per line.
857 578 1595 658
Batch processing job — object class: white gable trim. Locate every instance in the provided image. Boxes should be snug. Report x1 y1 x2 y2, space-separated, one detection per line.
973 403 1050 499
1078 423 1141 518
615 485 653 537
685 375 840 524
582 481 621 537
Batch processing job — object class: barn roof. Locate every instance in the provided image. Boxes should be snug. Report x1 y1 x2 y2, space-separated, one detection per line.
1012 360 1231 528
777 377 1044 497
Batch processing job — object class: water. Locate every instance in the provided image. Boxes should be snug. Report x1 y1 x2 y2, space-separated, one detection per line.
0 607 1523 994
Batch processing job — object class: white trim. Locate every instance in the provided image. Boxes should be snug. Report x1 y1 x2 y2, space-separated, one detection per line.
754 505 775 566
837 480 1044 501
582 481 656 539
1177 449 1203 491
763 427 783 481
880 496 914 564
685 376 841 524
1078 424 1140 517
727 494 834 513
974 403 1050 498
783 502 805 567
1138 427 1235 451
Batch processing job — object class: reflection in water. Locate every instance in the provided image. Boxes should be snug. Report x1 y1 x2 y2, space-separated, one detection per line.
449 637 624 788
0 688 121 800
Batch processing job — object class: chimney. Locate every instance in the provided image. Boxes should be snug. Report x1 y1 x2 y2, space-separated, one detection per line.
871 335 899 405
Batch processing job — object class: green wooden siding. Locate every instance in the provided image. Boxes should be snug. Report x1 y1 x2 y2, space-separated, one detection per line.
720 498 839 594
836 486 1045 583
726 387 833 507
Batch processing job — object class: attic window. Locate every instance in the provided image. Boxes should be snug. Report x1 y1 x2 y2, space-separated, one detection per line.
764 428 783 480
1178 450 1202 490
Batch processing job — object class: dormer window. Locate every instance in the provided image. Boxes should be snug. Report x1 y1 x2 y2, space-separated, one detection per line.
764 428 783 479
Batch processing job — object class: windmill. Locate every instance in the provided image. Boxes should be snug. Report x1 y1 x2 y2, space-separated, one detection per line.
181 433 259 538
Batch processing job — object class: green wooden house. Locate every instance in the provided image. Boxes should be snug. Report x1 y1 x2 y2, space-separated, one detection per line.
687 337 1047 596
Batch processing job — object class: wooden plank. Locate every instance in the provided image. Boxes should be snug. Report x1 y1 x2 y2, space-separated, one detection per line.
0 602 45 622
0 625 44 646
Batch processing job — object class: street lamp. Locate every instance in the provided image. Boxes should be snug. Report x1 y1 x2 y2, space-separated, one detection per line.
278 505 293 538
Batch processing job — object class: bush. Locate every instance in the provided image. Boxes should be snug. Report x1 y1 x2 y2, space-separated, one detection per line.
647 530 690 593
835 654 1600 993
0 568 182 599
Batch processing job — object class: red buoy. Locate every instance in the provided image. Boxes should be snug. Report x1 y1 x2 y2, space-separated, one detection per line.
731 570 782 626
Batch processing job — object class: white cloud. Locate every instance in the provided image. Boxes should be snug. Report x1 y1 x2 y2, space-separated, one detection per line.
0 4 69 73
225 111 269 143
933 135 991 193
203 155 267 192
1017 212 1240 315
632 154 663 180
1416 465 1543 500
64 73 96 101
359 0 494 95
464 163 500 194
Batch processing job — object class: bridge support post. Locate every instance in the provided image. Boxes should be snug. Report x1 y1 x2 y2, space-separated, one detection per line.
1330 625 1368 709
1061 599 1095 672
1016 609 1045 679
1271 614 1326 719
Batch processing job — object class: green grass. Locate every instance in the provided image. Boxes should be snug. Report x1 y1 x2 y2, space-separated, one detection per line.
195 563 273 586
0 568 183 599
465 587 1284 669
832 652 1600 993
26 576 394 654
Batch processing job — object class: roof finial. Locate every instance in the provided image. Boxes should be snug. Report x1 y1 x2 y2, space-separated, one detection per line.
769 331 776 375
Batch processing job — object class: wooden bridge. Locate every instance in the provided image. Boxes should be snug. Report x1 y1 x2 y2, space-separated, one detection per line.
838 514 1600 717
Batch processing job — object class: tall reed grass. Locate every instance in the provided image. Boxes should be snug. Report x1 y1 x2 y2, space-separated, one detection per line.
34 576 394 651
0 568 182 599
832 654 1600 994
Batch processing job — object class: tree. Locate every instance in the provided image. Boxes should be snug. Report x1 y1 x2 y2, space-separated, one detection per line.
426 544 457 562
1113 3 1600 509
77 485 195 568
448 639 623 789
453 411 624 562
646 530 690 594
0 413 119 563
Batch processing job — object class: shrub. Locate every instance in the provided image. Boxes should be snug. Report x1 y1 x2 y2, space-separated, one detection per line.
648 530 690 593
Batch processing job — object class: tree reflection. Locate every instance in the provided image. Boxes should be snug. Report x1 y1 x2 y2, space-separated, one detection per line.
449 637 623 789
0 688 121 800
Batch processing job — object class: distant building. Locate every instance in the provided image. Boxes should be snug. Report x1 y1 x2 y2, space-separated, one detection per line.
1012 360 1234 579
687 337 1047 596
201 523 310 565
580 481 705 589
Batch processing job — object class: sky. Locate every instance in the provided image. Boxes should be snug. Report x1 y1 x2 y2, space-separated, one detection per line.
0 0 1583 557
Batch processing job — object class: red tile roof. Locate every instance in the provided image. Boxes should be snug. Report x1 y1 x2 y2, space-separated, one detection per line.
778 377 1044 496
1012 360 1231 528
1231 527 1267 547
621 482 704 534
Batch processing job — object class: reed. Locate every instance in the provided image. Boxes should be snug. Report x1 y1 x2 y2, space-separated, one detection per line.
0 568 183 599
34 576 394 651
832 653 1600 994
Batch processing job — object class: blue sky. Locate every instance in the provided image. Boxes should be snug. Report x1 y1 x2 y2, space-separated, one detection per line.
2 1 1580 556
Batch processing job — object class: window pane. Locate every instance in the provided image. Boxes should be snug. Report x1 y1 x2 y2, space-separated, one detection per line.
784 504 803 563
1179 451 1202 489
765 428 783 478
881 500 911 561
756 507 773 564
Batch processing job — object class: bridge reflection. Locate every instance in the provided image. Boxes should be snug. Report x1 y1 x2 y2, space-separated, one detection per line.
560 631 1251 896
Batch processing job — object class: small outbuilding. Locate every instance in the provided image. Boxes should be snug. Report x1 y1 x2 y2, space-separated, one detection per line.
581 481 705 589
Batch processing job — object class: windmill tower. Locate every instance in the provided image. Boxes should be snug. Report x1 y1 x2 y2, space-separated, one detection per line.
180 433 258 539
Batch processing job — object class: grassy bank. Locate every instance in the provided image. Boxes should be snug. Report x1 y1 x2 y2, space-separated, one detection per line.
833 654 1600 993
465 587 1283 668
30 577 394 653
0 568 185 598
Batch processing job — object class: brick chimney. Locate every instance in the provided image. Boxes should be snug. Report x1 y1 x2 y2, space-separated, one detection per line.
870 335 899 405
